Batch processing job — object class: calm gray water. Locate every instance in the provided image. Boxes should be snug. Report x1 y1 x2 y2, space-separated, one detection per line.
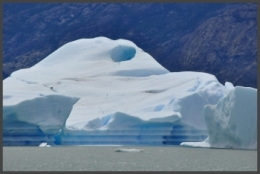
3 146 257 171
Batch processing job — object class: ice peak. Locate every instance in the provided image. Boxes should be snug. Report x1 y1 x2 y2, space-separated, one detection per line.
10 37 169 83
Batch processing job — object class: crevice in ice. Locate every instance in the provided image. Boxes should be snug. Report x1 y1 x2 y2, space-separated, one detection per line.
98 106 104 115
3 95 12 99
201 80 218 88
187 78 201 92
62 78 86 82
168 99 181 111
42 84 59 93
21 79 38 84
97 92 110 115
144 89 167 94
154 104 165 112
11 76 38 84
101 114 113 126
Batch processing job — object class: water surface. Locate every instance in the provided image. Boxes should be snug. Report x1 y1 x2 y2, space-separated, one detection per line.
3 146 257 171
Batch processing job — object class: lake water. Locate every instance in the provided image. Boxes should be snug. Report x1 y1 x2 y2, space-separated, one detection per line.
3 146 257 171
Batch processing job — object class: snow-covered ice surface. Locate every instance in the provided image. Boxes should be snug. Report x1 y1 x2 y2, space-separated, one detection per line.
181 86 257 149
4 36 254 147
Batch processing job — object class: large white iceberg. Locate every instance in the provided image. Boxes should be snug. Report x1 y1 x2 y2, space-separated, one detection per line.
3 36 240 146
181 86 257 149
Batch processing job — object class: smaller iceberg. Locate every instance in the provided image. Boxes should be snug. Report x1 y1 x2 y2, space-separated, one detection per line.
39 142 51 147
114 148 144 152
181 86 257 150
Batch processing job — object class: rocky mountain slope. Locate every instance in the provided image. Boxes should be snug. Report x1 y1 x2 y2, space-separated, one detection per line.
3 3 257 88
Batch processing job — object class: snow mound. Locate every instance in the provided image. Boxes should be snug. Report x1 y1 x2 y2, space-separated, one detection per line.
11 37 169 82
224 82 234 90
181 86 257 149
3 37 229 146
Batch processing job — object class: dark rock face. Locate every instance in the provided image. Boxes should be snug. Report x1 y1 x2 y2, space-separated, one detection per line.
3 3 257 88
177 4 257 88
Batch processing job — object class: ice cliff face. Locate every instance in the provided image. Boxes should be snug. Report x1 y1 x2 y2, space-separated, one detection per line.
3 37 256 148
3 77 79 145
181 86 257 149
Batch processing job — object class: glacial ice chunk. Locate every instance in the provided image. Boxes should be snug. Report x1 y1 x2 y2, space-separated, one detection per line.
39 142 51 147
181 86 257 149
114 148 144 152
3 78 79 145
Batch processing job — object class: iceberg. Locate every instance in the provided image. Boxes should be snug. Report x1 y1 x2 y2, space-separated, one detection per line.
114 148 144 152
39 142 51 147
3 37 238 146
181 86 257 149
